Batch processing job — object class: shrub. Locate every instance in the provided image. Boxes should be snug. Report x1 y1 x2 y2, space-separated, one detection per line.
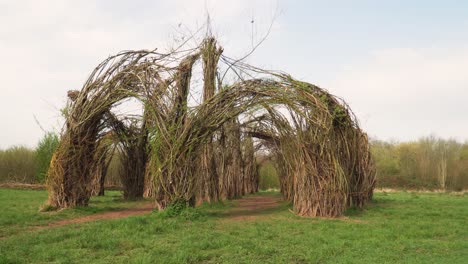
258 160 279 190
35 132 59 183
155 199 206 221
0 146 37 183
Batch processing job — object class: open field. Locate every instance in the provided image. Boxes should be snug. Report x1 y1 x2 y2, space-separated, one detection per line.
0 189 467 263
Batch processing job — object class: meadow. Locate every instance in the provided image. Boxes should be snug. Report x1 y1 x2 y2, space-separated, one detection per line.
0 189 466 263
1 6 467 264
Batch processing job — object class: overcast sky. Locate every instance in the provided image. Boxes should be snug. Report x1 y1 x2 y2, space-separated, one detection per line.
1 0 467 148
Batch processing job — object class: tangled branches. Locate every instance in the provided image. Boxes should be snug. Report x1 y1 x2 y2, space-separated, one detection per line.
46 37 375 217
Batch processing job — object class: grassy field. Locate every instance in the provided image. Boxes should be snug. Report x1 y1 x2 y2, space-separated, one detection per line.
0 189 467 263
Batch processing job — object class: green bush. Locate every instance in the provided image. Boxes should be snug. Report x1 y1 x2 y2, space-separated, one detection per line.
156 199 206 221
258 160 279 190
35 132 59 183
0 146 37 183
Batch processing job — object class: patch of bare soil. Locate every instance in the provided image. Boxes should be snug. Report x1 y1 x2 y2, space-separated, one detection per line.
0 182 45 190
35 202 154 230
221 195 284 221
0 183 123 191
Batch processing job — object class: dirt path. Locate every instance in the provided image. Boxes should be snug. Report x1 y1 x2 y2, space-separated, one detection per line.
35 202 155 230
221 194 284 221
33 194 283 231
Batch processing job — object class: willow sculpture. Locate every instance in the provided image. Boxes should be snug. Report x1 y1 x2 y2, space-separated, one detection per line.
46 37 375 217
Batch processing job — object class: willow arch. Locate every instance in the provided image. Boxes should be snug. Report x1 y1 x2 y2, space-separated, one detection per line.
47 37 375 217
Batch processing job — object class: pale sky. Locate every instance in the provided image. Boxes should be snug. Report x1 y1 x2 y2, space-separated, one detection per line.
1 0 467 149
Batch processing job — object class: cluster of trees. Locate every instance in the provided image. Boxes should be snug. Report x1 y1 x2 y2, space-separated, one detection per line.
0 133 59 184
371 136 468 190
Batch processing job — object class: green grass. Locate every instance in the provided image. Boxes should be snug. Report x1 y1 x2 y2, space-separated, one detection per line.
0 189 467 263
0 189 149 237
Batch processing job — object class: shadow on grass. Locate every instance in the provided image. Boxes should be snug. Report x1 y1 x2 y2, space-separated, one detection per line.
344 195 394 217
214 193 290 220
217 203 290 219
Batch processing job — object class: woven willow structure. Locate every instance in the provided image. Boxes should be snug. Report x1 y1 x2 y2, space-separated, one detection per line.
46 37 375 217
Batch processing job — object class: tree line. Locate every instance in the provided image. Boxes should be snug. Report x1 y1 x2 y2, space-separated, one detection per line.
371 136 468 190
1 134 467 191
